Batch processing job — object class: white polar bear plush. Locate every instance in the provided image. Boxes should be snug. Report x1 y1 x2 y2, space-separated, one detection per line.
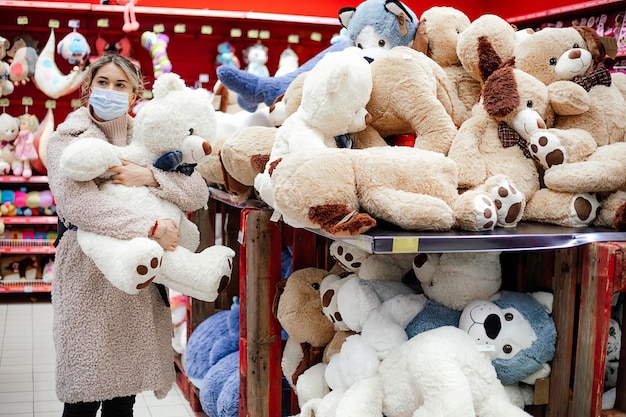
59 72 235 302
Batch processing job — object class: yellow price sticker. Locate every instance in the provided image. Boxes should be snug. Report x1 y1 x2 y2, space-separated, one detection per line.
287 34 299 44
45 100 57 109
21 97 33 106
0 98 9 107
310 32 322 42
201 25 213 35
259 30 270 39
230 28 242 38
17 16 28 25
391 238 419 253
48 19 60 28
97 19 109 28
247 29 259 38
70 99 83 108
153 24 165 33
174 24 186 33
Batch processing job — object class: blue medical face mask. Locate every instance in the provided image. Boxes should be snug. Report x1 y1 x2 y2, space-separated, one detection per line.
88 87 130 121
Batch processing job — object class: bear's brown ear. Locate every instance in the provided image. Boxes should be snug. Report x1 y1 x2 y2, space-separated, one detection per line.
412 19 429 56
482 66 520 118
574 25 606 64
477 35 503 82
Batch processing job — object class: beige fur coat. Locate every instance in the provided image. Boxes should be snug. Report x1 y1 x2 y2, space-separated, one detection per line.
47 107 209 403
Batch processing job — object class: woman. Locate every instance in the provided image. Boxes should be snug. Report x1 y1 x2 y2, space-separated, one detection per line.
46 54 209 417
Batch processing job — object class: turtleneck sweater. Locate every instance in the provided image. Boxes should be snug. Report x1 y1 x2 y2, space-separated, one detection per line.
91 112 132 147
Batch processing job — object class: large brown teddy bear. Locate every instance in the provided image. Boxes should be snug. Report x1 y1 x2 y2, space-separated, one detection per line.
413 6 481 119
513 26 626 227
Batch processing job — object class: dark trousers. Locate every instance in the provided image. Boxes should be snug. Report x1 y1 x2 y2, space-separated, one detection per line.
62 395 135 417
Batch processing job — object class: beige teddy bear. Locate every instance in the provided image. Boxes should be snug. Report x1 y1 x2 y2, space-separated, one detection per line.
413 6 481 119
452 16 602 228
513 26 626 227
353 45 464 154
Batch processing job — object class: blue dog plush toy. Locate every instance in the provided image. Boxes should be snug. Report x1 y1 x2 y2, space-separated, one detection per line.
405 291 557 386
216 0 418 112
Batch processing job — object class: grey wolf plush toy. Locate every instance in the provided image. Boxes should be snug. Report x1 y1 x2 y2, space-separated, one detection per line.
59 73 235 302
216 0 417 112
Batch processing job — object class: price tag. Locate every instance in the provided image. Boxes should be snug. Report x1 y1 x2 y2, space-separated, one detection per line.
247 29 259 39
153 23 165 33
70 99 82 108
230 28 242 38
174 24 186 33
21 97 33 106
142 90 153 99
201 25 213 35
97 19 109 28
0 98 9 108
310 32 322 42
68 19 80 29
259 30 270 39
287 34 299 44
48 19 60 29
391 237 419 253
45 100 56 109
17 16 28 25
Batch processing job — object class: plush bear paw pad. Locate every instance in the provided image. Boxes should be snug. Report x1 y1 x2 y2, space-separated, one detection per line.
135 256 162 289
330 242 368 272
570 193 602 226
529 131 565 169
473 193 498 231
488 180 525 227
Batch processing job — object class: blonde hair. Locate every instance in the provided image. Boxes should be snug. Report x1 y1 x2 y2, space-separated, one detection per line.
18 113 39 132
80 54 144 106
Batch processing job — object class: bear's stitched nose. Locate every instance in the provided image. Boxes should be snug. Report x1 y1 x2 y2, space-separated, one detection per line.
568 49 582 59
484 314 502 339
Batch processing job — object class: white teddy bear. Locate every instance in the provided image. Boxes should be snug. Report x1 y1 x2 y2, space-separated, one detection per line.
59 72 235 302
254 46 372 216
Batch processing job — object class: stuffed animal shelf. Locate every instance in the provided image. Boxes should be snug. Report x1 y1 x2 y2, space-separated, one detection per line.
58 72 235 302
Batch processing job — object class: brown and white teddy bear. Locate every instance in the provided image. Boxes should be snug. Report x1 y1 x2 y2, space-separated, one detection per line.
413 6 481 119
513 26 626 227
451 15 602 228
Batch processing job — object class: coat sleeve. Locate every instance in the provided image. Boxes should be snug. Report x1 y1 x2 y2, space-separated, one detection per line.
149 168 209 212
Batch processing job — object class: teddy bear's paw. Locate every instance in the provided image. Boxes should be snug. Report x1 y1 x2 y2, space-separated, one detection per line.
453 191 497 231
412 253 440 286
310 205 377 237
528 131 566 169
0 162 11 175
570 193 602 226
134 256 162 290
486 176 526 227
329 241 369 273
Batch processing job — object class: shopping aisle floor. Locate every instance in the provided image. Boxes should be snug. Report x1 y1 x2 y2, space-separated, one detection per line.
0 296 196 417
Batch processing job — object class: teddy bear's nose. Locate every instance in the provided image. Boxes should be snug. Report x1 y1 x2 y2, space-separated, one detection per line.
568 49 582 60
484 313 502 339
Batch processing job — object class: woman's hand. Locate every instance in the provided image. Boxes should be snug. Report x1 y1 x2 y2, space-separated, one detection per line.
107 160 159 187
150 218 179 251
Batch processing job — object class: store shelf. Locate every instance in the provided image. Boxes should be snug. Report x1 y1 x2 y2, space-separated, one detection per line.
0 176 49 183
506 0 624 23
0 280 51 293
1 216 57 225
0 239 56 254
209 187 626 254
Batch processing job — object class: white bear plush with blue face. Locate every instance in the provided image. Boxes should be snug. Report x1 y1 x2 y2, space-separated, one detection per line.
59 73 235 302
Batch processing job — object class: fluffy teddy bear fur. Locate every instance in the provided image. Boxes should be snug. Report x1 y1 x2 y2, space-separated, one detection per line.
59 73 235 301
413 6 481 119
352 46 465 155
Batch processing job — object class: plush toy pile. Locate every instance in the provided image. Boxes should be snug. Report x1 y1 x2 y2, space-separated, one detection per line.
270 241 557 416
203 0 626 235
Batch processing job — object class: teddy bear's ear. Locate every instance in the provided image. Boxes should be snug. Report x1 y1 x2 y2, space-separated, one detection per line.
384 0 415 36
151 72 185 99
573 25 606 65
412 20 429 55
477 35 503 82
272 279 287 319
482 65 519 118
